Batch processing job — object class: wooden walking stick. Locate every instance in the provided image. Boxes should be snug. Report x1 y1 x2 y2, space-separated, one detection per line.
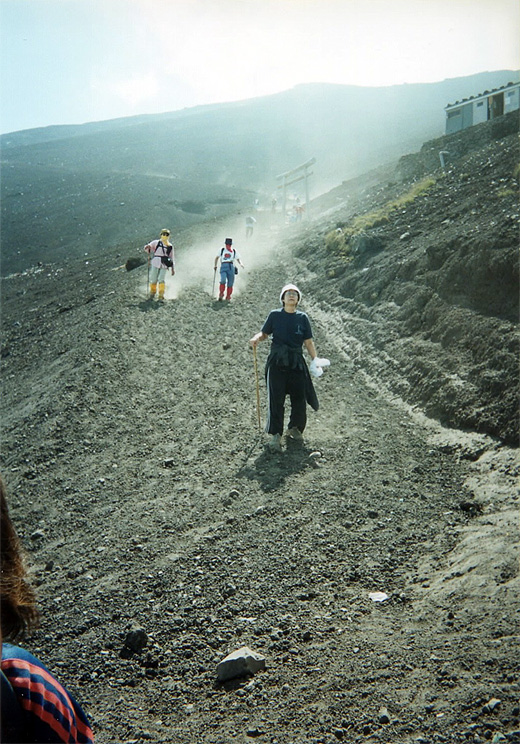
253 345 261 430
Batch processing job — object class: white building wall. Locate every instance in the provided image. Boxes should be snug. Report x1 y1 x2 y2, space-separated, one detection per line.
473 100 488 124
504 86 520 112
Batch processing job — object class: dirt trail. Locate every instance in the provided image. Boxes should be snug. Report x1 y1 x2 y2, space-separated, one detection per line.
0 214 518 744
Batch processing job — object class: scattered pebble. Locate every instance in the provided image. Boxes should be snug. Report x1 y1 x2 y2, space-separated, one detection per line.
369 591 389 602
217 646 266 682
123 626 148 654
483 697 501 714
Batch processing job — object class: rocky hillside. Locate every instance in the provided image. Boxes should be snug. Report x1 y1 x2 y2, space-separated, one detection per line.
0 110 518 744
297 111 519 445
2 71 518 276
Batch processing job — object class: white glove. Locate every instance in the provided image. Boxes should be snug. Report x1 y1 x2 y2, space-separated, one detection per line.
309 357 331 378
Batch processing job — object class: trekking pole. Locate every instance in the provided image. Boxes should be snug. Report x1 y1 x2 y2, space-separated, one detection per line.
252 345 262 430
147 252 151 296
212 266 217 298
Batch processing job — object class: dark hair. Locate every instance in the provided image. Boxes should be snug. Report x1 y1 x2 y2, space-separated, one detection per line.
0 477 39 640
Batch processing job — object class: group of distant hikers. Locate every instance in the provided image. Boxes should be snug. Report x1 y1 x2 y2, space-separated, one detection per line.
249 282 330 452
144 231 245 303
0 226 330 744
144 227 330 453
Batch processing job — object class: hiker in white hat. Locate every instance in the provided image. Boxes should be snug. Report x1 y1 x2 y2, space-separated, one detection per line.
249 283 330 451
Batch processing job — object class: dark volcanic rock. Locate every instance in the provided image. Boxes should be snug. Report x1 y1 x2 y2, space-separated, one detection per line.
0 110 517 744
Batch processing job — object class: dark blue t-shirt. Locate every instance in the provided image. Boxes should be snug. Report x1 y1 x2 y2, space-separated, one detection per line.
262 309 312 349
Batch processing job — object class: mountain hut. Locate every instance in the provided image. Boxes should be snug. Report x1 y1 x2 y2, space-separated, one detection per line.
444 81 520 134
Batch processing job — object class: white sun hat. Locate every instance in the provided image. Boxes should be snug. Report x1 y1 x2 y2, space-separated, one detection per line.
279 283 301 304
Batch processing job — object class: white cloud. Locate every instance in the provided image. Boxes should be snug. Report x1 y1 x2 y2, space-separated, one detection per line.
2 0 518 131
114 73 160 108
90 70 159 109
124 0 520 99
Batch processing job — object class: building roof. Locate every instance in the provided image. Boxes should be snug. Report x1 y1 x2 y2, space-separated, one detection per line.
445 80 520 111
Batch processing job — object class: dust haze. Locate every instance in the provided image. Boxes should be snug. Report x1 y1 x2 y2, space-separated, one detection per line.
149 212 286 301
1 74 518 744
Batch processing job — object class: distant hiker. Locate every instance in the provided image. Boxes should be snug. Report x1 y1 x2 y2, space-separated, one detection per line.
144 229 175 300
1 477 95 744
245 215 256 238
249 283 330 452
214 238 245 301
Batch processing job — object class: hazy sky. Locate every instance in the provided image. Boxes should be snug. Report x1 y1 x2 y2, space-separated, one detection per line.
1 0 518 134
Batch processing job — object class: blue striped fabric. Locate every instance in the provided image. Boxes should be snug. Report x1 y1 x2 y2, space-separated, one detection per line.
1 643 94 743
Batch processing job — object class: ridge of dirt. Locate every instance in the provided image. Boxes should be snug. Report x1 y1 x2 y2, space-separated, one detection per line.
0 127 518 743
293 125 519 446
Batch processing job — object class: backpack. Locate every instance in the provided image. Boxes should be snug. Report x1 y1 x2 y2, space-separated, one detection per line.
1 669 27 743
220 247 238 274
155 240 173 268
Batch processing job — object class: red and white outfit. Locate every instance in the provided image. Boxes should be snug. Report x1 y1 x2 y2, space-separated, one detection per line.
216 242 241 300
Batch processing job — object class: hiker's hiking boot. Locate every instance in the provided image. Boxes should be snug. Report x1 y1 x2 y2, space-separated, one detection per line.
268 433 282 452
286 427 303 441
218 294 224 301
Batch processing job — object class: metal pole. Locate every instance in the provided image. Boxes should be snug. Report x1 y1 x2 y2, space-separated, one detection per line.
253 345 261 430
305 169 310 220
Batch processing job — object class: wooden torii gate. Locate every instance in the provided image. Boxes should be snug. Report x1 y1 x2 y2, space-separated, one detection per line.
276 157 315 221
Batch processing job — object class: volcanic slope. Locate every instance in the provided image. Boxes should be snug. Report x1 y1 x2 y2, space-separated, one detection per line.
0 163 518 741
295 118 519 446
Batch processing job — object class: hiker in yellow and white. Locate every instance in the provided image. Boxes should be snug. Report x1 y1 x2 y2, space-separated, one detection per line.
144 229 175 300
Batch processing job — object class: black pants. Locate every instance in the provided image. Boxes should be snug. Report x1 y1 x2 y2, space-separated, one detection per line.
266 364 306 435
